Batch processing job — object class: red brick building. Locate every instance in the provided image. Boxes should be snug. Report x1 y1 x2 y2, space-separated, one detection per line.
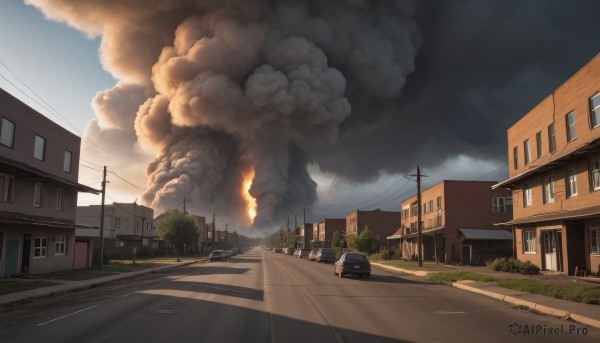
346 210 400 252
494 54 600 275
389 180 512 264
312 219 345 249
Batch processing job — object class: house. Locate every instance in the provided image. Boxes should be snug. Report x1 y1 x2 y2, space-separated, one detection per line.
76 203 155 259
0 88 98 277
493 54 600 276
346 209 401 252
314 219 345 249
388 181 513 264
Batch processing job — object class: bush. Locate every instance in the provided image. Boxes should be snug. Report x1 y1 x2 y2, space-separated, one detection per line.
138 245 155 258
488 257 540 274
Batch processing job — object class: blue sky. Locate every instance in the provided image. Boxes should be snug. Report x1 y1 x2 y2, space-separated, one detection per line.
0 2 114 135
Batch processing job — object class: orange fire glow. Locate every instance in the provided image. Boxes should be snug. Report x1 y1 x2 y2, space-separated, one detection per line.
242 169 257 223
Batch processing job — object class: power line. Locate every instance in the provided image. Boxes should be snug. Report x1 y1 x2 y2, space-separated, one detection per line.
107 166 146 190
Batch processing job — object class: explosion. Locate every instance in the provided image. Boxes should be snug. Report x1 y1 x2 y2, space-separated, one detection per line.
242 169 257 224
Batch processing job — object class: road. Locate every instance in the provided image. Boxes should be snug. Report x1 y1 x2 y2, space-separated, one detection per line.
0 248 597 342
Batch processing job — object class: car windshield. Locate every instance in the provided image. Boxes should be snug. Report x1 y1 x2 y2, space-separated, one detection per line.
345 254 367 261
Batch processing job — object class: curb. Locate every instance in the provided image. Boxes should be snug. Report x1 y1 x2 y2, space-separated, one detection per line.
372 262 600 330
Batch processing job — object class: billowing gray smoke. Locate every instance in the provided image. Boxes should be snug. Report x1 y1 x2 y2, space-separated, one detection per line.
28 0 422 231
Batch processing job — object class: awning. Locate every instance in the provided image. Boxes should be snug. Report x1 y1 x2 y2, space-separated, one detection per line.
459 228 512 240
493 138 600 189
389 226 444 239
0 155 100 194
495 204 600 226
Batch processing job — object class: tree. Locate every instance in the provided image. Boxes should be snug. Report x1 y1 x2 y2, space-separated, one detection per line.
157 210 198 262
331 230 346 258
346 226 377 254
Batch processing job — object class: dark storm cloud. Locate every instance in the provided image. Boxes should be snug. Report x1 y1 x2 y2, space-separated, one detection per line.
314 0 600 182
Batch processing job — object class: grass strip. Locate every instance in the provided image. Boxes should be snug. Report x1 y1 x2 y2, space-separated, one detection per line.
0 281 59 295
425 271 496 285
498 279 600 305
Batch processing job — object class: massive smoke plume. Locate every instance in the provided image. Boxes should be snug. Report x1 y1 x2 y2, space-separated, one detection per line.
29 0 599 232
28 0 421 230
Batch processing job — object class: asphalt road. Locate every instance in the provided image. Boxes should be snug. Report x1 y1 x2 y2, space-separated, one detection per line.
0 249 598 342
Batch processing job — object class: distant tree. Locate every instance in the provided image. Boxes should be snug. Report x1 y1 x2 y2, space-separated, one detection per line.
331 230 346 258
346 226 377 254
157 210 198 262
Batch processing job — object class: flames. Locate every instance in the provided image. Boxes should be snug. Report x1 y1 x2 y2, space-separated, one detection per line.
242 169 257 223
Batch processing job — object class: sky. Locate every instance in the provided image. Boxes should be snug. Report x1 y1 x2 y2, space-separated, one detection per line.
0 1 598 236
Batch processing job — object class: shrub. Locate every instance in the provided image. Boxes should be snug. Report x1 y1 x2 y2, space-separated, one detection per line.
489 257 540 274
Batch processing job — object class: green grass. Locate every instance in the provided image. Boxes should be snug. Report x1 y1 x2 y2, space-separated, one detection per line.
42 261 167 281
381 260 448 270
0 281 59 295
498 279 600 305
425 271 497 284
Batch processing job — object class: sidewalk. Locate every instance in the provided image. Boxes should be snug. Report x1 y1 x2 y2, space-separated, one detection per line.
372 262 600 330
0 261 198 307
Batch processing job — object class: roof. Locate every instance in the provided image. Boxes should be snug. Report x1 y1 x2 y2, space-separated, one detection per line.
0 155 100 194
459 228 512 240
496 204 600 225
387 226 444 239
493 138 600 189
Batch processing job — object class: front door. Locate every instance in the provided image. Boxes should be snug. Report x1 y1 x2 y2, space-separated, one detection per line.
542 230 560 271
21 234 31 274
5 239 20 278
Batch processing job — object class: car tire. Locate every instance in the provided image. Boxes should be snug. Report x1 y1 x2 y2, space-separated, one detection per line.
365 273 371 278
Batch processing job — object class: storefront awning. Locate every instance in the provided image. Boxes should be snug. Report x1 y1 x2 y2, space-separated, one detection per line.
387 226 444 239
459 228 512 240
495 204 600 226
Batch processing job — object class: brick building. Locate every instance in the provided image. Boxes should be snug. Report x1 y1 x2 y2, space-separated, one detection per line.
0 88 98 277
494 54 600 275
389 180 513 264
346 210 400 252
296 223 312 249
312 219 345 249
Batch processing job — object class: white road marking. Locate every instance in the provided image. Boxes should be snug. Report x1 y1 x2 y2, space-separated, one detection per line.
37 305 98 326
434 310 466 315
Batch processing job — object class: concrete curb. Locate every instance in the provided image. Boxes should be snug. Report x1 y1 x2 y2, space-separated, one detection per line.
372 262 600 330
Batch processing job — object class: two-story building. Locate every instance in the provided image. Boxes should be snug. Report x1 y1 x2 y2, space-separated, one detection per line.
494 54 600 276
76 203 155 258
313 219 345 249
346 209 401 252
389 180 513 264
296 223 312 249
0 88 98 277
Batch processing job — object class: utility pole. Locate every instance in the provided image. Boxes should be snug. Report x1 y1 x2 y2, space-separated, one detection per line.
301 207 308 226
183 197 190 214
132 199 137 265
408 166 428 267
212 212 216 249
98 166 107 269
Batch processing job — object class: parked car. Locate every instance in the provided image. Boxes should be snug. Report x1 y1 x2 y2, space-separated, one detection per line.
308 248 319 261
294 249 302 257
334 252 371 278
298 249 310 259
284 248 295 255
209 250 227 262
273 248 283 253
230 247 239 256
224 250 232 257
316 248 336 263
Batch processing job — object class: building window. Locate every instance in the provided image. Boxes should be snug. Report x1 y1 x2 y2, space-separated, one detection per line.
548 123 556 153
437 196 442 210
115 217 121 228
0 117 15 148
492 197 505 212
410 204 418 217
536 132 543 158
0 173 14 202
523 184 532 207
591 93 600 129
56 188 64 211
544 176 555 204
566 111 576 141
63 151 72 173
34 183 44 207
423 204 427 214
505 196 513 206
591 228 600 255
34 134 46 160
55 235 66 255
428 200 433 213
522 230 536 254
34 237 47 258
524 139 531 165
567 169 578 197
592 160 600 191
513 146 519 169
